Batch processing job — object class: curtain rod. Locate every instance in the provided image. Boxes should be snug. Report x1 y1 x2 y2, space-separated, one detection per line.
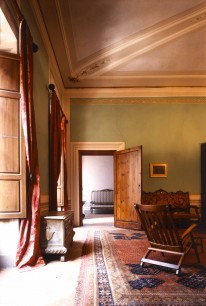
11 0 39 52
12 0 23 22
32 43 39 53
48 84 55 92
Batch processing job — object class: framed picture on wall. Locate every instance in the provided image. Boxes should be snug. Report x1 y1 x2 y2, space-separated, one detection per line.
150 163 168 178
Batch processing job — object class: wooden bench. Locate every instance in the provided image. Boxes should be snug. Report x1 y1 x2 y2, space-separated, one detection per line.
141 189 200 226
90 189 114 213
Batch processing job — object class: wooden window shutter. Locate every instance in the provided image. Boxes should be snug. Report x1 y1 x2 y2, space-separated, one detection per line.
0 7 26 219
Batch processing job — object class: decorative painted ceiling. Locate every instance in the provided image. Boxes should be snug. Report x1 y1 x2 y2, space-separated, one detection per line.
30 0 206 89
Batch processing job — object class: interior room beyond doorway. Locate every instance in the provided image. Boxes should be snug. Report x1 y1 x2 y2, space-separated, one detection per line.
82 154 114 225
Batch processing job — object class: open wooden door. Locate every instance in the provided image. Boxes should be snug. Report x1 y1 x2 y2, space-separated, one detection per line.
114 146 142 230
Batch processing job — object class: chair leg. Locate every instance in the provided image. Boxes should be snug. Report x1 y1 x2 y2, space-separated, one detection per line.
176 269 180 276
192 240 200 263
141 249 152 268
176 254 185 276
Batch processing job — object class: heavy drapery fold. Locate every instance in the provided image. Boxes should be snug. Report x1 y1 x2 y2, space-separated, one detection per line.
61 115 69 211
49 90 68 211
16 19 45 269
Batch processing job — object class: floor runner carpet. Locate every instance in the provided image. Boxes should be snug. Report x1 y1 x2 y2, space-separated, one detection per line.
74 229 206 306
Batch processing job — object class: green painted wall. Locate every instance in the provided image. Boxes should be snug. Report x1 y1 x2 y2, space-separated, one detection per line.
71 98 206 194
21 1 49 195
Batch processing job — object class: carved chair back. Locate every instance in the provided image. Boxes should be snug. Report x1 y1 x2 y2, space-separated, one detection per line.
135 203 181 249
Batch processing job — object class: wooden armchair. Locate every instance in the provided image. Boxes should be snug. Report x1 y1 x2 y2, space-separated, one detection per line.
141 189 200 227
134 203 200 275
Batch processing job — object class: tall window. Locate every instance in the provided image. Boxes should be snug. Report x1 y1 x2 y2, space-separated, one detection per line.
0 6 26 218
0 8 17 53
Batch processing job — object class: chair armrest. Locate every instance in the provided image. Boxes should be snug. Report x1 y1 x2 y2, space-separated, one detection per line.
189 204 200 212
188 205 201 220
180 223 197 240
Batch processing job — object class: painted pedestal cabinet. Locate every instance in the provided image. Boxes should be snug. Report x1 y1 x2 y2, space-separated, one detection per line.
40 210 75 261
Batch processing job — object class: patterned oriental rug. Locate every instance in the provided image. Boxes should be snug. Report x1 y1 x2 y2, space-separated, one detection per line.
74 229 206 306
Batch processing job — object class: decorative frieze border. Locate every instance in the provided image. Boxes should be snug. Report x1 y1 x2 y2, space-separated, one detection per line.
65 87 206 100
70 96 206 105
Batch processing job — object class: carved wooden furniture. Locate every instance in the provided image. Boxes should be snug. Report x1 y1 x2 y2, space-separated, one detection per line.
40 210 75 261
90 189 114 213
141 189 200 227
134 203 200 275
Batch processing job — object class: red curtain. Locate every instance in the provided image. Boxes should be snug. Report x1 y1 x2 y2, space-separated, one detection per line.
49 90 61 211
49 90 68 211
61 115 69 211
16 19 45 269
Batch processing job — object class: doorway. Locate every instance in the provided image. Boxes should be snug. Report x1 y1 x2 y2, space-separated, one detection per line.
80 151 115 225
70 142 125 226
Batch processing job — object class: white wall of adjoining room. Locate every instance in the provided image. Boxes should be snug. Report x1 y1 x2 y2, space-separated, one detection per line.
82 156 114 205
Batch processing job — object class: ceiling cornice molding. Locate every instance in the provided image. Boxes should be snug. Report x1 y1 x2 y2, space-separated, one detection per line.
63 87 206 99
94 74 206 87
29 0 64 94
72 3 206 79
102 73 206 78
55 0 73 71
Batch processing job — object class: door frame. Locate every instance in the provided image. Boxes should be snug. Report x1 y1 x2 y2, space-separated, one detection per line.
79 150 116 226
70 142 125 226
